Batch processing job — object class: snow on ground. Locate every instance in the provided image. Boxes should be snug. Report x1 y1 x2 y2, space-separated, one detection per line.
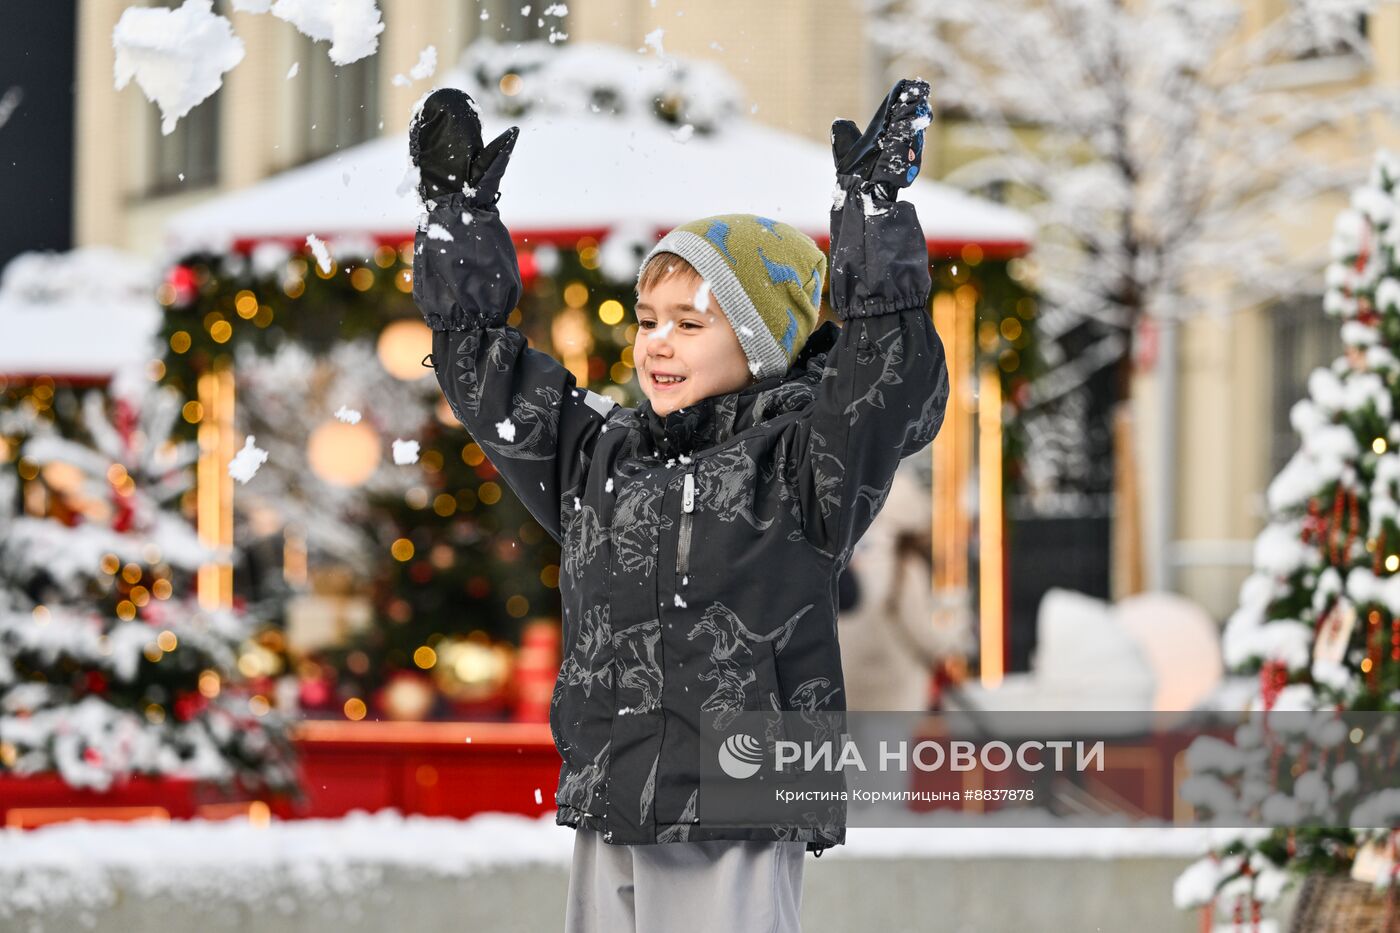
0 808 1219 916
0 809 1215 878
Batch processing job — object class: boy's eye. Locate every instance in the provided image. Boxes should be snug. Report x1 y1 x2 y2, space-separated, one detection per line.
680 321 701 330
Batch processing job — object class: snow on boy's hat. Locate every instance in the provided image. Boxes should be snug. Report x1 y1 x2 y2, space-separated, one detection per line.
636 214 826 381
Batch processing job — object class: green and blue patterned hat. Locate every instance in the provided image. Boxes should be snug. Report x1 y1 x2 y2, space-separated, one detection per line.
636 213 827 380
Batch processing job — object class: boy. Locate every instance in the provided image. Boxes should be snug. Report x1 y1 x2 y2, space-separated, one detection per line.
410 78 947 933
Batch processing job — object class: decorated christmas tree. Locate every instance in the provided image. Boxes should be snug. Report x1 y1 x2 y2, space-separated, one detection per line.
1174 151 1400 926
0 364 298 795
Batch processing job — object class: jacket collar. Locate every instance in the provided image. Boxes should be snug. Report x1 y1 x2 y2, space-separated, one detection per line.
639 321 838 459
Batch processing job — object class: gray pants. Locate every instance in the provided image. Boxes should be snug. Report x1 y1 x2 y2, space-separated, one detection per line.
563 827 806 933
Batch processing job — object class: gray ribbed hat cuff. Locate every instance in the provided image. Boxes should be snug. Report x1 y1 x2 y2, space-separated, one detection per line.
638 232 789 380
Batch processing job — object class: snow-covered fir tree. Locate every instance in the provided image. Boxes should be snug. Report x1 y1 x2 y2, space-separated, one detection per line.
1173 150 1400 925
0 364 298 795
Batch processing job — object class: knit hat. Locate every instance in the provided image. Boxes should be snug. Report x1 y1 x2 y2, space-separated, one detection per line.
636 214 827 381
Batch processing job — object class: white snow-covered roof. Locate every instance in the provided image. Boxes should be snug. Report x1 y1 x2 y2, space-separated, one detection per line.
164 112 1035 257
0 248 162 380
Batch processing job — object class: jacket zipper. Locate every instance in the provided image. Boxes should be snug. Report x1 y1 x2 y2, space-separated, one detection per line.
678 471 695 578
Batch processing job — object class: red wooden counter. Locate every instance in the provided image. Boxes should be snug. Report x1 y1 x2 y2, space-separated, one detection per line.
0 720 561 829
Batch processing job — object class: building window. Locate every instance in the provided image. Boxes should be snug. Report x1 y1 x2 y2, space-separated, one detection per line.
297 35 381 162
1270 294 1342 475
462 0 564 44
149 89 221 193
148 0 221 193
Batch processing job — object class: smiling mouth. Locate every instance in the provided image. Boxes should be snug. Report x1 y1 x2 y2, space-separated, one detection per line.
650 374 688 390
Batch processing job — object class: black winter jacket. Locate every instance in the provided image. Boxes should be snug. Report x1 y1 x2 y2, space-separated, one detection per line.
413 181 949 854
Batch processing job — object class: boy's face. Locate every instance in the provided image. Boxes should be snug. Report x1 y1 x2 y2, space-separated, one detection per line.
634 272 753 417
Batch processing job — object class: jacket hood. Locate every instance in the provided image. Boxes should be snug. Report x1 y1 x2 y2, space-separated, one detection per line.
639 321 839 460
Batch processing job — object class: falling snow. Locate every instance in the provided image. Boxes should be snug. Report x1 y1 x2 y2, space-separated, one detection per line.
112 0 246 135
228 436 269 484
392 44 437 87
305 234 332 273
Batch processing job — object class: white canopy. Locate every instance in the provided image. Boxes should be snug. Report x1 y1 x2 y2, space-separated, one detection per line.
0 248 160 380
165 112 1034 258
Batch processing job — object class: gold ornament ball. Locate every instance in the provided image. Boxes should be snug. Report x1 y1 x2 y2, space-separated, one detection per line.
377 319 434 381
382 673 437 721
307 421 381 487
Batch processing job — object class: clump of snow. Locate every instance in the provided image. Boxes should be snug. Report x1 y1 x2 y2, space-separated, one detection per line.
285 61 299 79
671 123 695 143
692 281 711 312
0 247 155 307
393 45 437 87
599 221 656 286
328 234 376 262
524 244 557 276
269 0 384 65
426 223 454 242
0 87 22 133
231 0 272 11
228 435 269 484
249 241 292 278
392 438 420 465
334 405 362 424
455 38 744 135
112 0 246 135
641 27 665 56
673 594 687 608
496 418 516 442
860 189 892 217
305 234 332 273
1173 854 1232 909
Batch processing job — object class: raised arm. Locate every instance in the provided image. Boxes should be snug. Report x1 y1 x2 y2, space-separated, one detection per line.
410 89 616 543
793 79 950 564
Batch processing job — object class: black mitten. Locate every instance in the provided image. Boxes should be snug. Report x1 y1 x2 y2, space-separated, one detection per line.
409 87 520 205
830 79 931 204
826 79 935 321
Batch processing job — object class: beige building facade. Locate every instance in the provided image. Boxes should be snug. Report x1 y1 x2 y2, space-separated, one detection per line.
71 0 1400 625
74 0 878 258
1150 5 1400 620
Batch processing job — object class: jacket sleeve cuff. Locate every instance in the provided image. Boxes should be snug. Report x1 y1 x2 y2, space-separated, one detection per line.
838 296 929 320
422 306 481 331
826 195 933 322
413 191 522 332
